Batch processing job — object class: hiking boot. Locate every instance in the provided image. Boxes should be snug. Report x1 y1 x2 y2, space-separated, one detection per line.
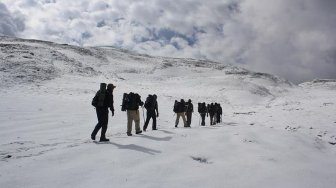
136 130 142 134
175 125 177 128
127 133 132 136
99 138 109 142
152 128 157 130
91 134 96 141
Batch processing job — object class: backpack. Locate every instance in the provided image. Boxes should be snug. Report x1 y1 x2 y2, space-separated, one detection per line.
179 101 186 112
186 102 193 113
127 92 140 110
144 95 154 110
173 101 179 113
92 83 107 107
198 103 206 113
121 93 129 111
92 90 106 107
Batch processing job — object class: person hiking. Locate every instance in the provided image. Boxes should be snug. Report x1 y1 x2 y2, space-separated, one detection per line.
174 99 187 127
216 103 222 123
143 94 159 131
213 103 219 124
126 92 144 136
198 102 207 126
185 99 193 127
91 83 115 142
209 103 216 125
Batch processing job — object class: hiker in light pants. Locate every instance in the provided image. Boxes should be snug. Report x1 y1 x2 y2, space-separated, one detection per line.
175 99 187 127
126 92 144 136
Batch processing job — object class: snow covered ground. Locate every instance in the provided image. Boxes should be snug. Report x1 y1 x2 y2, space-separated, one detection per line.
1 36 336 188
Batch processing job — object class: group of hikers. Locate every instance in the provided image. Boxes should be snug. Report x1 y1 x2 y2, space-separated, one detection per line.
174 99 223 127
91 83 222 142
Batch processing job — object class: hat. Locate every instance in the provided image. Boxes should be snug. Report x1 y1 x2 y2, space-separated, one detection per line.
107 83 116 90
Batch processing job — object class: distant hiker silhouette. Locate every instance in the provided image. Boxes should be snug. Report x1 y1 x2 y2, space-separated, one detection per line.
185 99 193 127
198 102 207 126
208 103 216 125
174 99 187 127
216 103 222 123
143 94 159 131
91 83 115 142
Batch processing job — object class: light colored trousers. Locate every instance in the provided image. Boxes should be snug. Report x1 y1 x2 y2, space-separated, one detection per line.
127 110 141 133
175 112 187 127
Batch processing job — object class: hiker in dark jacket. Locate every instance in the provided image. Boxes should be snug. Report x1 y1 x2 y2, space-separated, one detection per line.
175 99 187 127
143 94 159 131
213 103 219 124
126 92 144 136
209 103 216 125
216 103 222 123
198 102 207 126
91 83 115 142
185 99 193 127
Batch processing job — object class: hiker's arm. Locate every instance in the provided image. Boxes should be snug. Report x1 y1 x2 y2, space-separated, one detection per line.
110 95 114 116
156 102 159 117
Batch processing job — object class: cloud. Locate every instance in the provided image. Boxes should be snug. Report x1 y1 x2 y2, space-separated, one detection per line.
1 0 336 83
0 2 25 36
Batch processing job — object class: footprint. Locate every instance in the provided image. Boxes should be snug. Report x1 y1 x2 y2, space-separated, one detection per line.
191 156 212 164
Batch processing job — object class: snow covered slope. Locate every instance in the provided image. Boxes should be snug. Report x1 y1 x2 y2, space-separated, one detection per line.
1 36 336 188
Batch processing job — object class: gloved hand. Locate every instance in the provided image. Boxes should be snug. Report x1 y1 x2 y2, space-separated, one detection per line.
157 113 159 117
112 111 114 116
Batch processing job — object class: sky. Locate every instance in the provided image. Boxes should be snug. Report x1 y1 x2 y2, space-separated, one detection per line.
0 0 336 83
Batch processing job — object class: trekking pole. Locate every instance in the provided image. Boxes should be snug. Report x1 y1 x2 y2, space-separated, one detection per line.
142 107 145 122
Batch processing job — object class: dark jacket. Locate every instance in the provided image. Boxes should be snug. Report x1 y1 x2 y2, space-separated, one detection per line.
198 103 207 113
176 100 186 113
186 102 193 113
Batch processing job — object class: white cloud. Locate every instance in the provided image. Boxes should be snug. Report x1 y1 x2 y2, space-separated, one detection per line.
1 0 336 83
0 2 25 36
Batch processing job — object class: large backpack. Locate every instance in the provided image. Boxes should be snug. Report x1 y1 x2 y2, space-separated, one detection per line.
121 93 129 111
91 90 106 107
198 103 206 113
92 83 107 107
144 95 154 110
173 101 179 113
186 102 193 113
127 92 140 110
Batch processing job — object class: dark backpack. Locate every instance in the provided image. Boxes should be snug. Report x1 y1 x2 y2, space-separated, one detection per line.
186 102 193 113
173 101 179 113
92 83 107 107
92 90 106 107
127 92 140 110
144 95 154 110
198 103 206 113
121 93 129 111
